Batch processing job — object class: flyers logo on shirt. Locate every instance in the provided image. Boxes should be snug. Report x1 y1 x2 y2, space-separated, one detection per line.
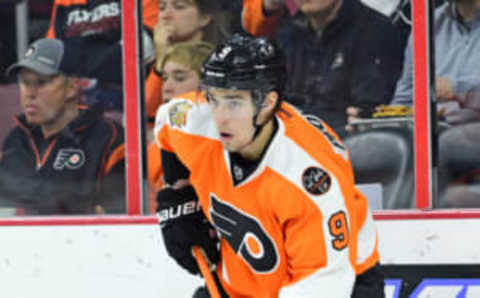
209 194 279 274
331 51 345 70
168 101 193 128
53 149 85 170
302 166 331 195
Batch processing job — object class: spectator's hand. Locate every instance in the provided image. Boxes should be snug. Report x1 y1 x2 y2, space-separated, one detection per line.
346 106 363 133
436 77 457 101
443 108 480 124
154 23 176 71
437 107 447 119
95 205 105 214
263 0 286 13
346 105 385 133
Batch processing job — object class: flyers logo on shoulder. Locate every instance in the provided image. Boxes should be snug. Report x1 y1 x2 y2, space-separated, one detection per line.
53 149 85 170
168 100 193 128
302 166 331 195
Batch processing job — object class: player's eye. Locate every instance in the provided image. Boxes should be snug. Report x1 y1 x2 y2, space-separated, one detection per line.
227 101 242 110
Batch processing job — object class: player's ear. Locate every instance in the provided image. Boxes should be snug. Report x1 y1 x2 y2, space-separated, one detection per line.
257 91 278 123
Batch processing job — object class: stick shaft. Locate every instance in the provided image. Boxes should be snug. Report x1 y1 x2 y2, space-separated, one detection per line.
192 246 221 298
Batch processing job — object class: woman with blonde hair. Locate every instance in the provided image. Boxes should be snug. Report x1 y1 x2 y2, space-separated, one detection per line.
159 42 214 102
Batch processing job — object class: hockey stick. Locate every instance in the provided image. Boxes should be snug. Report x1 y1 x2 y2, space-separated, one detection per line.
192 246 221 298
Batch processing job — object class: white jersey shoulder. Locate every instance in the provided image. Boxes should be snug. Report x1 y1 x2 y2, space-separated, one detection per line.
154 98 219 144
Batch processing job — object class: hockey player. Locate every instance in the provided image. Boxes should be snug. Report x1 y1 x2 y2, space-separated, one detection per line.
154 33 384 297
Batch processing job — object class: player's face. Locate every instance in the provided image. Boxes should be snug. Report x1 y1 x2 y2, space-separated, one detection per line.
162 60 200 102
294 0 338 14
158 0 211 42
207 87 258 152
18 69 74 128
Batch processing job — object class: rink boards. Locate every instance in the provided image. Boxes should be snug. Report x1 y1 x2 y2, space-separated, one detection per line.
0 214 479 298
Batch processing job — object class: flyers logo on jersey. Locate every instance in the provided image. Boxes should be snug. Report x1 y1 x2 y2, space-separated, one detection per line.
53 149 85 170
209 194 279 274
302 167 331 195
168 101 193 128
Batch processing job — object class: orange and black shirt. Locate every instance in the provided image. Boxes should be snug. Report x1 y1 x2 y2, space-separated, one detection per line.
47 0 157 39
46 0 158 84
0 105 125 215
154 92 380 297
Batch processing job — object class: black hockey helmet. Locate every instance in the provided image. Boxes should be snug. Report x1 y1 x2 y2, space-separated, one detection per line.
201 33 287 108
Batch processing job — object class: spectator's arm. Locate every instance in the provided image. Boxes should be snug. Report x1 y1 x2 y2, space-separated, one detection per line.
390 35 414 106
142 0 159 31
451 76 480 105
96 133 126 214
46 0 59 38
443 83 480 124
242 0 285 37
0 133 19 203
147 142 163 189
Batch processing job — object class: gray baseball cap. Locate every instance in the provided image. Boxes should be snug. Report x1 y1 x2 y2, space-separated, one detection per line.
7 38 66 77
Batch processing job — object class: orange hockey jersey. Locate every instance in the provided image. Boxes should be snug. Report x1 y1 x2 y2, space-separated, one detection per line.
154 92 379 298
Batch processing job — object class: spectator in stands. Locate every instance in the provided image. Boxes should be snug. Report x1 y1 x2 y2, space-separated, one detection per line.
349 0 480 124
242 0 404 137
147 41 214 213
390 1 480 123
438 120 480 208
47 0 158 111
0 38 125 215
391 0 480 207
145 0 230 125
158 42 214 103
347 0 480 207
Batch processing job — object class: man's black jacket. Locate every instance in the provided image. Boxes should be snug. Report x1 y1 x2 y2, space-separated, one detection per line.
0 105 125 215
274 0 405 136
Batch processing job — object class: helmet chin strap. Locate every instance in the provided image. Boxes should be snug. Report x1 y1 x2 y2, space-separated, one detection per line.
233 88 280 157
234 90 270 154
244 89 277 148
251 114 264 142
235 110 268 155
250 89 269 141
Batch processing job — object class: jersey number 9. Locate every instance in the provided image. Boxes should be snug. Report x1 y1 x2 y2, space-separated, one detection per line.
328 211 349 251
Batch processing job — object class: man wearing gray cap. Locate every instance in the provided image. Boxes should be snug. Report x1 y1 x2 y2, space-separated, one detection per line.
0 38 126 215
